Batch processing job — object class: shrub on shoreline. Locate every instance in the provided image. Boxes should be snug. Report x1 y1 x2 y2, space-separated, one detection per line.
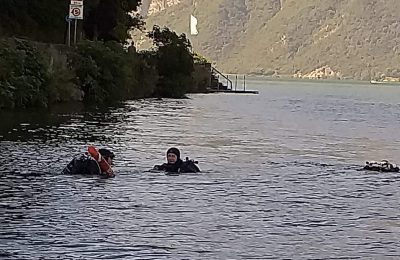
0 36 211 110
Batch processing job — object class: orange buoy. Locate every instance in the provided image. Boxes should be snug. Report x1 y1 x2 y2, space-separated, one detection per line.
88 145 114 177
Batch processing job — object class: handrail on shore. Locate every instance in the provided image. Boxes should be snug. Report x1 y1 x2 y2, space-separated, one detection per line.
211 67 233 90
209 67 257 94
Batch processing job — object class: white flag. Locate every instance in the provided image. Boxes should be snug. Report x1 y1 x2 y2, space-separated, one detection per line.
190 15 198 35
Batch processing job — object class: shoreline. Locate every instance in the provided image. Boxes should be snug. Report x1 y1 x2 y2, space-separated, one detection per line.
231 75 400 86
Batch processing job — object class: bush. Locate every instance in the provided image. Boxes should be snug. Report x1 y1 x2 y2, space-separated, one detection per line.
70 40 141 104
0 39 50 109
148 25 195 98
193 52 210 64
46 51 82 104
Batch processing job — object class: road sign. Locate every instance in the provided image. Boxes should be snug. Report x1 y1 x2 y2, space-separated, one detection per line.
71 0 83 6
69 5 83 20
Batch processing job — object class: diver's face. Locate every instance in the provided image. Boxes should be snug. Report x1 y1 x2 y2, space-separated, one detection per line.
167 153 178 164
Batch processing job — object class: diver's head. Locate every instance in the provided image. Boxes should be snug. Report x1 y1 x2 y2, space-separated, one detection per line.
166 147 180 164
99 148 115 165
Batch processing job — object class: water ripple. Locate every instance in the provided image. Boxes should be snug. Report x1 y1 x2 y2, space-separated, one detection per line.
1 81 400 259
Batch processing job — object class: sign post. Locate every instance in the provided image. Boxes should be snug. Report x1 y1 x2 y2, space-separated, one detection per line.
74 19 78 45
67 0 84 45
66 15 72 46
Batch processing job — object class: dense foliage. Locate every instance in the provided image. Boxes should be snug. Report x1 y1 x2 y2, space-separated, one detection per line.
0 0 68 43
0 39 50 108
0 0 143 43
0 1 211 110
83 0 144 43
70 40 142 104
147 25 194 98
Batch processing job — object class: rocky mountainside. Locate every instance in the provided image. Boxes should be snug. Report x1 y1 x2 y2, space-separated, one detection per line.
137 0 400 80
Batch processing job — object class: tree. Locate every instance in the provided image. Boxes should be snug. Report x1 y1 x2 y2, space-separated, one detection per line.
0 0 144 44
147 25 194 98
84 0 144 43
0 0 68 43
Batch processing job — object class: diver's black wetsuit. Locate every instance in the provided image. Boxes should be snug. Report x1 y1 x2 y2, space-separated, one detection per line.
363 161 399 172
154 159 200 173
62 153 103 175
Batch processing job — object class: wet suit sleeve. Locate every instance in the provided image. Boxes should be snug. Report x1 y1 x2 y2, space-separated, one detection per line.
153 164 167 171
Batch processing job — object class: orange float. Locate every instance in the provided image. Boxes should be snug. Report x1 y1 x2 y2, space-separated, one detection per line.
87 145 114 177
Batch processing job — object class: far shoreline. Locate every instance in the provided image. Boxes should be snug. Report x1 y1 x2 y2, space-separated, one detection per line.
224 74 400 86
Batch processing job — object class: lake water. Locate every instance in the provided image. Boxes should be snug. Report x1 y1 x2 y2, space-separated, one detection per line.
1 79 399 259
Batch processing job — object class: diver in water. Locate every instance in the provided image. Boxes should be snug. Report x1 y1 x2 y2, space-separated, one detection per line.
153 147 200 173
62 148 115 177
363 160 399 172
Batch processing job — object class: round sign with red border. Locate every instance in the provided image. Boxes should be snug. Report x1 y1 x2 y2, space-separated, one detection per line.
69 5 83 19
71 8 80 17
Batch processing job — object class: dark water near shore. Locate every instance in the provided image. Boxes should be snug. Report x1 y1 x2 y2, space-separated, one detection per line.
1 80 399 259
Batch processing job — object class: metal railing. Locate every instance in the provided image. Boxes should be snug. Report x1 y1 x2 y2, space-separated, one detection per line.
227 74 247 92
211 67 232 90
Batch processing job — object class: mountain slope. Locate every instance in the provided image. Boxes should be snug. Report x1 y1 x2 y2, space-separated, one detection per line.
139 0 400 80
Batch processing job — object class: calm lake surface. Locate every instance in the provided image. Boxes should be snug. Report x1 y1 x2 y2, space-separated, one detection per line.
1 79 399 259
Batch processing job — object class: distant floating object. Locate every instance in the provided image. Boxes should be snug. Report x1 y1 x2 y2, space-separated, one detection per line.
370 80 400 85
370 80 384 84
363 160 399 172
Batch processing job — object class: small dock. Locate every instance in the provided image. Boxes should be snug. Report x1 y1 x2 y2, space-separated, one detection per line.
207 89 259 94
208 67 259 94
